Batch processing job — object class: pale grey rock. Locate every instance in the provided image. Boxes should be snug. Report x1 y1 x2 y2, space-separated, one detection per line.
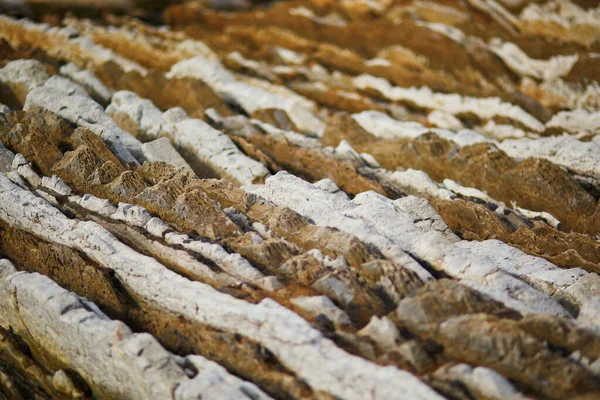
353 111 492 145
333 140 363 164
489 38 578 82
107 90 164 140
528 76 600 112
514 207 561 229
204 108 224 125
24 86 141 166
275 46 306 65
12 154 41 188
314 178 350 201
547 109 600 134
175 355 272 400
443 178 496 203
182 240 266 284
519 0 600 47
168 118 269 185
312 275 356 307
353 110 430 141
60 62 114 104
145 217 172 238
247 231 264 245
165 232 189 246
35 189 59 207
252 221 276 239
0 174 443 400
578 296 600 334
479 121 527 140
42 75 89 97
245 172 434 283
455 239 598 310
0 258 16 278
566 275 600 314
435 364 530 400
255 276 284 292
53 369 84 398
144 238 223 285
224 206 253 231
108 90 269 185
358 316 400 350
6 170 27 189
452 129 494 146
0 103 9 114
67 195 82 204
0 59 49 98
291 296 352 328
141 137 192 170
11 153 27 169
306 249 348 271
379 169 455 200
168 56 325 134
0 142 14 173
288 5 347 27
79 194 117 217
162 107 189 125
360 152 381 168
416 19 469 42
41 175 72 196
111 203 152 227
377 165 556 231
499 135 600 180
0 270 185 399
0 260 270 400
393 196 459 241
570 350 600 376
427 110 463 130
353 77 544 132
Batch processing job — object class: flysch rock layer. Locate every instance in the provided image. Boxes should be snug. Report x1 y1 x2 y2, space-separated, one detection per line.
22 81 141 167
322 113 600 234
246 171 590 317
0 173 444 400
167 55 326 135
107 90 270 184
0 259 272 400
0 2 598 398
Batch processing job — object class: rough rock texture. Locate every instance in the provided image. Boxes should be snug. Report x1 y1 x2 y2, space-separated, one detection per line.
107 90 269 184
0 259 272 400
0 2 598 399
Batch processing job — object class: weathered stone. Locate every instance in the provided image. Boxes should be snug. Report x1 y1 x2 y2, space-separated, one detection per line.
59 62 114 105
0 174 444 400
247 172 571 317
141 137 192 169
0 59 49 107
0 5 597 398
24 86 141 166
108 90 269 185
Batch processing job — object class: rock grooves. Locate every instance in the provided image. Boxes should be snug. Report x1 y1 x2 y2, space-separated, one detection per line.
0 1 598 399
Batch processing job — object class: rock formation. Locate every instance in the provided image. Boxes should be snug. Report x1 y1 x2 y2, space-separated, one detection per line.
0 1 599 399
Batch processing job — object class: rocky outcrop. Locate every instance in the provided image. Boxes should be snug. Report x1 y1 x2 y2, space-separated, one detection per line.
107 90 270 184
0 2 598 399
323 112 600 234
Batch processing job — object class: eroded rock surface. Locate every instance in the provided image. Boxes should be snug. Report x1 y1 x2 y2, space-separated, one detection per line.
0 2 598 399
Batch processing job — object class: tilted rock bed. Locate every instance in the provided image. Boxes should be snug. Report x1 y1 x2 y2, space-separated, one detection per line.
0 0 599 399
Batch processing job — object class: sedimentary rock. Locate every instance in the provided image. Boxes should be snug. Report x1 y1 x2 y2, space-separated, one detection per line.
0 2 597 399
